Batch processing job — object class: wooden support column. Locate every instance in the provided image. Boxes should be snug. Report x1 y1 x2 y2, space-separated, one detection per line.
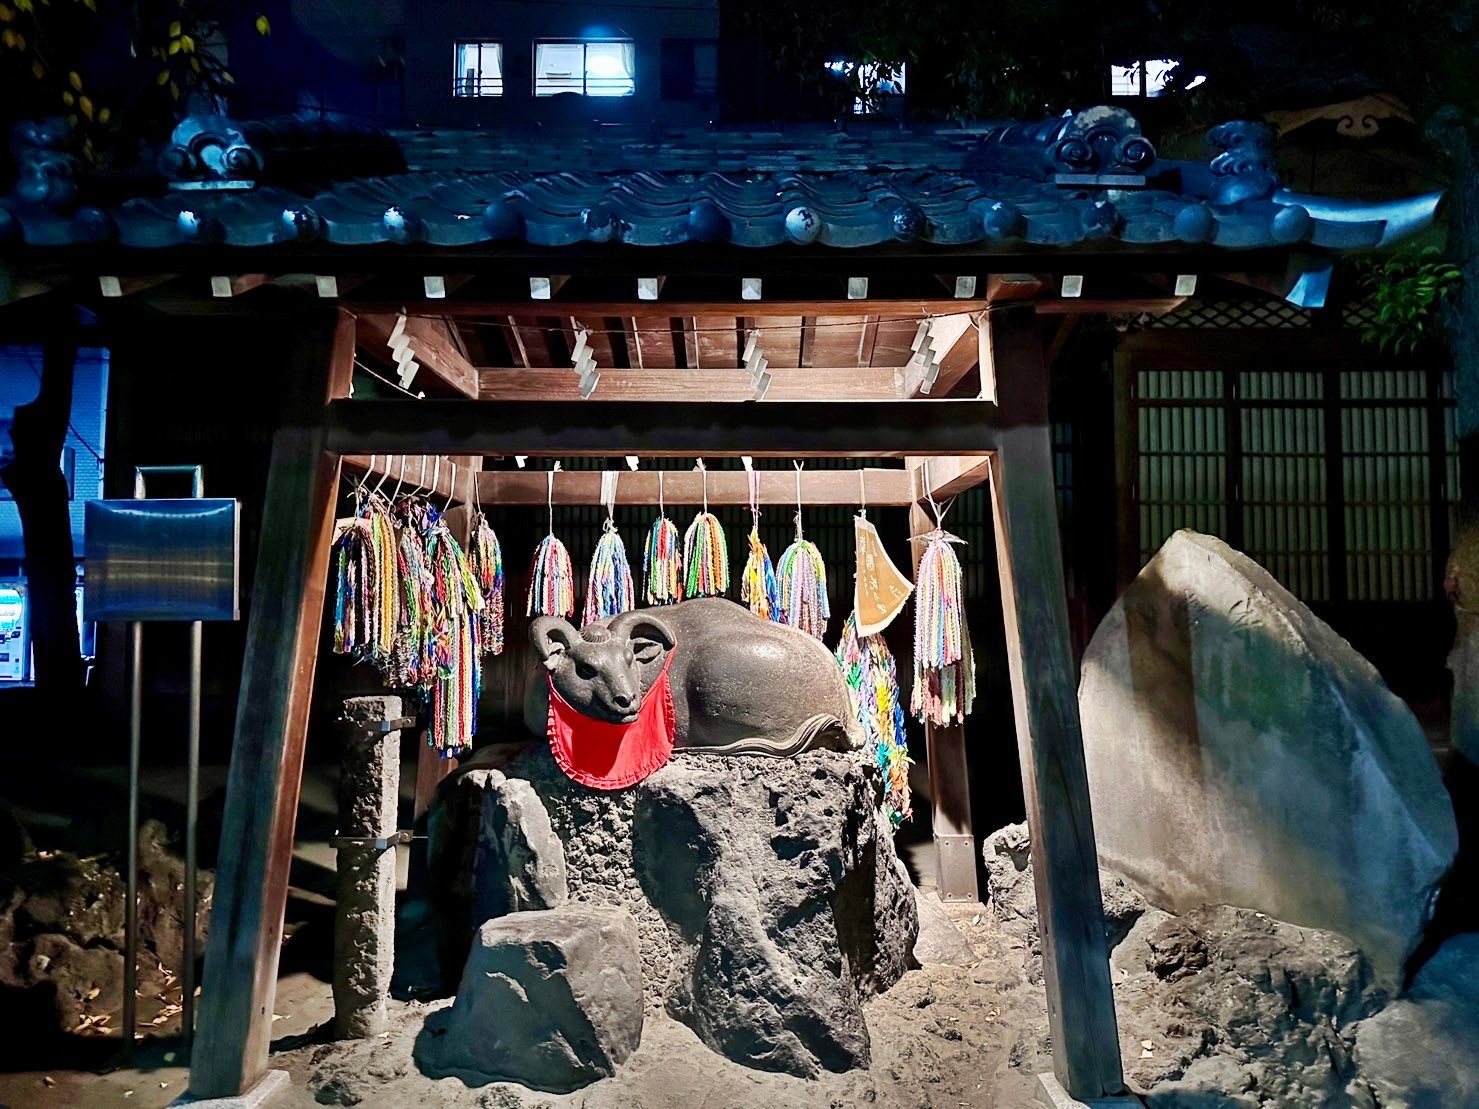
987 306 1126 1099
910 502 979 903
190 309 355 1099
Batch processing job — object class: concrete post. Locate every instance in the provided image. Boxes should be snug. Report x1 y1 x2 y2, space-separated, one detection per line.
333 695 404 1039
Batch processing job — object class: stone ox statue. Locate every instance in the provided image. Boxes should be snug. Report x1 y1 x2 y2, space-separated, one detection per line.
526 598 864 755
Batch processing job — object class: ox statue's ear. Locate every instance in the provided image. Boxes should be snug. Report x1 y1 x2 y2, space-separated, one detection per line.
609 610 675 665
530 616 580 671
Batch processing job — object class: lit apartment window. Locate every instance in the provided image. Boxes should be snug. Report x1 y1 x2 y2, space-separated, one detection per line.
453 41 503 97
1109 59 1205 97
535 39 636 97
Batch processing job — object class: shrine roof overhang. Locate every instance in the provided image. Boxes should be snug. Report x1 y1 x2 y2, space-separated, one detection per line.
1 106 1443 260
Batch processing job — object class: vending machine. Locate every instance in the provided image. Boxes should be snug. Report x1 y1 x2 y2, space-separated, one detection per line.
0 582 28 682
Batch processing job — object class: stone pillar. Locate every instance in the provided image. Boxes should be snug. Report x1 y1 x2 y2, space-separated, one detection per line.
333 695 404 1039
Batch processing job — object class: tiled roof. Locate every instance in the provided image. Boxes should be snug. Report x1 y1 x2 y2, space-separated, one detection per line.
2 108 1442 254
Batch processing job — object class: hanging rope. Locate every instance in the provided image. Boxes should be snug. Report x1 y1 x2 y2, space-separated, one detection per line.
777 462 830 639
835 612 913 827
331 485 398 666
425 510 483 757
583 470 636 625
911 462 975 726
643 470 684 606
739 465 781 621
528 466 576 618
683 460 729 598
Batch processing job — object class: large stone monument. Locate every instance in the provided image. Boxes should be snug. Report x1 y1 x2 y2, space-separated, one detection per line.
1079 529 1457 986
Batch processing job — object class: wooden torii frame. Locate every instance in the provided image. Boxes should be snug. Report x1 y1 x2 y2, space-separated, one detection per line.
189 301 1126 1103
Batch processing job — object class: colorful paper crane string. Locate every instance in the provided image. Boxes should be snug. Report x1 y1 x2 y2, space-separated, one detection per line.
332 488 398 665
425 514 483 756
739 466 781 621
835 612 913 827
528 467 576 618
468 509 506 658
643 470 684 606
777 462 830 639
911 486 975 726
584 470 636 625
683 460 729 598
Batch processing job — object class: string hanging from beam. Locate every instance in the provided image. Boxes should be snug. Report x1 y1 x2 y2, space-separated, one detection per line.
777 461 830 639
911 469 975 726
683 461 728 598
739 465 781 621
643 471 683 605
528 467 576 618
424 480 484 757
583 470 635 625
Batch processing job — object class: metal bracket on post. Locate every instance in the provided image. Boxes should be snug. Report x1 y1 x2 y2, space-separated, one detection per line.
328 830 419 852
334 714 418 745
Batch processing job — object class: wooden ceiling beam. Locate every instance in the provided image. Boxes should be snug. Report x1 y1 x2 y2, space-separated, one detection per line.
477 366 903 402
344 297 991 318
341 452 478 504
985 273 1047 302
325 398 998 458
355 312 480 397
905 312 981 398
477 468 916 507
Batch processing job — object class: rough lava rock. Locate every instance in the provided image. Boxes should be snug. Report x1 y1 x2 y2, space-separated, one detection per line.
911 885 976 967
472 771 569 922
1079 529 1458 987
416 904 643 1092
981 822 1146 983
455 745 917 1079
1351 932 1479 1109
1112 904 1388 1108
0 818 210 1041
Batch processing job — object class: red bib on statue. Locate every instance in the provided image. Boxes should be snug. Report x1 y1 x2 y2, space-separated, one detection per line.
546 657 677 790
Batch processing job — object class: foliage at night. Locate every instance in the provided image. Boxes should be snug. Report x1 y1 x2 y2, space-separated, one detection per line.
0 0 267 166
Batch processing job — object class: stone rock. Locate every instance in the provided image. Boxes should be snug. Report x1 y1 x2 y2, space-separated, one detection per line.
1351 933 1479 1109
473 773 569 922
427 760 566 992
0 818 210 1040
1445 526 1479 768
911 887 975 967
981 822 1146 982
417 904 643 1092
451 745 916 1079
1112 904 1387 1107
1080 529 1458 986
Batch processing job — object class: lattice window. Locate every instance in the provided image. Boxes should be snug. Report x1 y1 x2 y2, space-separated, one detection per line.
1240 370 1328 601
1340 369 1434 601
1135 369 1228 565
1127 361 1453 606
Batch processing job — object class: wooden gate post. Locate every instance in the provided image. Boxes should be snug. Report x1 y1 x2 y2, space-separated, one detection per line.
909 503 980 903
987 306 1127 1100
190 309 355 1099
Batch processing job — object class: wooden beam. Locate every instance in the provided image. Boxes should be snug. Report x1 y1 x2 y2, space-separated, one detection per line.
342 453 476 504
356 313 479 398
906 313 978 398
98 274 174 298
986 306 1126 1099
346 298 991 319
190 309 355 1099
910 502 980 903
985 273 1046 302
326 399 998 459
210 274 268 299
478 467 914 506
1036 297 1185 316
477 366 904 403
908 454 994 502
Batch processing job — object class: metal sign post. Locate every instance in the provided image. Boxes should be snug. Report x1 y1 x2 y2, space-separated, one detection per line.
85 467 239 1057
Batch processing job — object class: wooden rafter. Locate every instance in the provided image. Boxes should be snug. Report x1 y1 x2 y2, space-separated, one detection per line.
476 366 905 403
